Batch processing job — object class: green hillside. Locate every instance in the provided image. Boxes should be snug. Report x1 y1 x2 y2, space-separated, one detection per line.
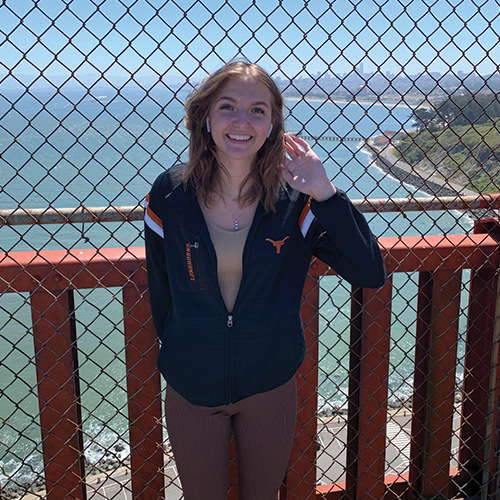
395 121 500 194
395 93 500 194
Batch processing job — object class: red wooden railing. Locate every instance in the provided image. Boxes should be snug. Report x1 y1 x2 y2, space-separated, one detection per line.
1 219 500 499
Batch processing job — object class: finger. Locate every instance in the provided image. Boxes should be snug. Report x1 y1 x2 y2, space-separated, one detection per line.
285 134 307 155
286 134 310 152
285 150 300 162
292 135 311 149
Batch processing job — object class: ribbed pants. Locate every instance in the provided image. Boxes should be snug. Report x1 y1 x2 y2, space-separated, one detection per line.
165 376 297 500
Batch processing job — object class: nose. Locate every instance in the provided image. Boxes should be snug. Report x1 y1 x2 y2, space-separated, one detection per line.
234 107 249 127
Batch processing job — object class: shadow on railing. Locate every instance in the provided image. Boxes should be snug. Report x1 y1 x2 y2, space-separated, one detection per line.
1 218 500 500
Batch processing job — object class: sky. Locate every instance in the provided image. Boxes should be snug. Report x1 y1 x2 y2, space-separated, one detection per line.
1 0 500 84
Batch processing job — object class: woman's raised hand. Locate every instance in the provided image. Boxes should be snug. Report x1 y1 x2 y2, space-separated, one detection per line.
280 134 336 202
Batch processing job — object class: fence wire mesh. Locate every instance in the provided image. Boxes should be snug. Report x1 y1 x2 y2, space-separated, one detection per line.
1 0 500 499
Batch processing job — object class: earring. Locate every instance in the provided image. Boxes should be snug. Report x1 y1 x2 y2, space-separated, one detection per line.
206 117 211 133
267 124 273 138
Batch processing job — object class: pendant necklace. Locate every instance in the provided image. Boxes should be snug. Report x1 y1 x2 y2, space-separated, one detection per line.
221 196 244 231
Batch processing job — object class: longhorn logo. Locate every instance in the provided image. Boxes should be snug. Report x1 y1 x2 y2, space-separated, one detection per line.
266 236 289 254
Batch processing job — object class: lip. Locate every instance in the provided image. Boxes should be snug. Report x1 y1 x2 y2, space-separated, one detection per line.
227 133 252 141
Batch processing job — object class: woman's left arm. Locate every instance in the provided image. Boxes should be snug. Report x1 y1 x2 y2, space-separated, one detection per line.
281 134 386 289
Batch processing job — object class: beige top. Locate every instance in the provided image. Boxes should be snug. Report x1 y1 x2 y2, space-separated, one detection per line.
202 210 252 313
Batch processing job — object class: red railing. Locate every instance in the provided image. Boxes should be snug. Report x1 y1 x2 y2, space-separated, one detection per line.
1 219 500 499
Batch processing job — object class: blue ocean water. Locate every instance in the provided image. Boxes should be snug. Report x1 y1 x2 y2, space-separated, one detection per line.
0 88 474 487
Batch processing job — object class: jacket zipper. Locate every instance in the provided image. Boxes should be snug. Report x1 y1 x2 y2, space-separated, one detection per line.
227 314 234 402
224 207 264 403
193 204 263 404
192 228 234 401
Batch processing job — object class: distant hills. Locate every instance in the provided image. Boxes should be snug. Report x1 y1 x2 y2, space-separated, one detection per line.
0 72 189 91
2 69 500 102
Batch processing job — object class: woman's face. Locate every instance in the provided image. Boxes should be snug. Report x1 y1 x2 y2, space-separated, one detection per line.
208 77 273 170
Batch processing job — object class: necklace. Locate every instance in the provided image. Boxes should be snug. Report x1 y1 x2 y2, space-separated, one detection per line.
221 196 244 231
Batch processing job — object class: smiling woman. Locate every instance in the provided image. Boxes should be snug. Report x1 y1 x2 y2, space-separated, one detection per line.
143 59 385 500
207 78 273 171
202 77 274 230
182 60 286 214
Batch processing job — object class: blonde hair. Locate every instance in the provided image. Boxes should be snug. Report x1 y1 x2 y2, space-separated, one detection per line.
183 60 285 212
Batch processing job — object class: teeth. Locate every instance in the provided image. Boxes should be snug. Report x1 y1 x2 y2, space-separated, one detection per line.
228 134 251 141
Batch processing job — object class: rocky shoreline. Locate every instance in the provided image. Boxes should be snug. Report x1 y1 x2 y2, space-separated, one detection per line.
2 455 128 499
318 390 463 419
364 141 464 198
3 440 175 499
364 139 499 220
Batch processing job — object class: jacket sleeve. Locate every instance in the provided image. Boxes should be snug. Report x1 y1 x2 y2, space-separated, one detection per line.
305 189 386 288
144 189 172 340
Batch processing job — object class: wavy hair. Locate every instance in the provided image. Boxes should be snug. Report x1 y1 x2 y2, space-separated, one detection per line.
182 60 285 212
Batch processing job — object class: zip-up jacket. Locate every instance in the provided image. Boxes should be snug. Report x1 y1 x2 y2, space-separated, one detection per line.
144 164 386 407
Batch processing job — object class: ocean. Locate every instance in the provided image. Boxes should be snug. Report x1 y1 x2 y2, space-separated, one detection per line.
0 87 474 488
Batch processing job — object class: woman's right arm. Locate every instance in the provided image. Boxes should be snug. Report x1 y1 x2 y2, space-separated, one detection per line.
144 193 172 340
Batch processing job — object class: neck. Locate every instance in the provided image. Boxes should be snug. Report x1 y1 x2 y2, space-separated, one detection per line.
220 171 251 202
217 154 254 193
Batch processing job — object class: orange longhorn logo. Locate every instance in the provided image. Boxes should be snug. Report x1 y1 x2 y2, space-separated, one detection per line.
266 236 289 254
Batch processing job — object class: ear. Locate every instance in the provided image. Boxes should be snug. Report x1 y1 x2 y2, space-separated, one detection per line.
206 117 211 133
267 123 273 138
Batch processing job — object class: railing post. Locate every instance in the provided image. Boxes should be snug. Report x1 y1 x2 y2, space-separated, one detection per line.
409 269 462 499
31 288 86 500
409 271 433 500
458 266 498 496
346 279 393 500
123 284 164 499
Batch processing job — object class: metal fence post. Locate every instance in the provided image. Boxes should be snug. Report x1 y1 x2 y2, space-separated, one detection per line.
31 288 86 500
346 280 393 500
410 269 462 499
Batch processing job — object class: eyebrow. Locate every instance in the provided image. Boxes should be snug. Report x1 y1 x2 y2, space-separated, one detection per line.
216 95 270 108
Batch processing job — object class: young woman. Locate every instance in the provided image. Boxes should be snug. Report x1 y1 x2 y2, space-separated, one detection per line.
144 60 385 500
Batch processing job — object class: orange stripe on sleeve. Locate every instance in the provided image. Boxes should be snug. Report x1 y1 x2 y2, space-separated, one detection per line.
298 197 311 229
145 193 163 230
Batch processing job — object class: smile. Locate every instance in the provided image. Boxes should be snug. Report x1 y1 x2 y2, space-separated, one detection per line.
227 134 251 141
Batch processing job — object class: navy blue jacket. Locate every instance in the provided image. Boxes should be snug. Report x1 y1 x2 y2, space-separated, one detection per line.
144 164 385 407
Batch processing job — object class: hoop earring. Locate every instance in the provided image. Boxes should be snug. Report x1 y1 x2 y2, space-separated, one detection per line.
206 117 211 133
267 124 273 138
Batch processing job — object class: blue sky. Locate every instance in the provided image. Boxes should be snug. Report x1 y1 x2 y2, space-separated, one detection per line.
1 0 500 83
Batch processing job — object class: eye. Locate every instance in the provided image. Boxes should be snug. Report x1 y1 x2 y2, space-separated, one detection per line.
251 107 266 114
220 103 234 111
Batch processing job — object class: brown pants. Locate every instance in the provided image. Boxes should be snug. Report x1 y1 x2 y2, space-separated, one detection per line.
165 376 297 500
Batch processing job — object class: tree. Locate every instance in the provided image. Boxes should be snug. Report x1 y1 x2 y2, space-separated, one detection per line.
413 108 435 131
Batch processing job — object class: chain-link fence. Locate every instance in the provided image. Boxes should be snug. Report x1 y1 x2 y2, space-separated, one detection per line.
2 0 500 499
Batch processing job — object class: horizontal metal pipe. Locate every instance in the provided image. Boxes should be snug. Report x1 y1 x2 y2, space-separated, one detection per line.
0 194 499 226
0 205 146 226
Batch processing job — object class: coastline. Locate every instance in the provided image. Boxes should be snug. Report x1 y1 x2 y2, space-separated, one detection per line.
285 94 425 110
362 138 478 198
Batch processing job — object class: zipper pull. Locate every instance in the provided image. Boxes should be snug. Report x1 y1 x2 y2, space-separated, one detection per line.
189 241 199 249
227 315 233 328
